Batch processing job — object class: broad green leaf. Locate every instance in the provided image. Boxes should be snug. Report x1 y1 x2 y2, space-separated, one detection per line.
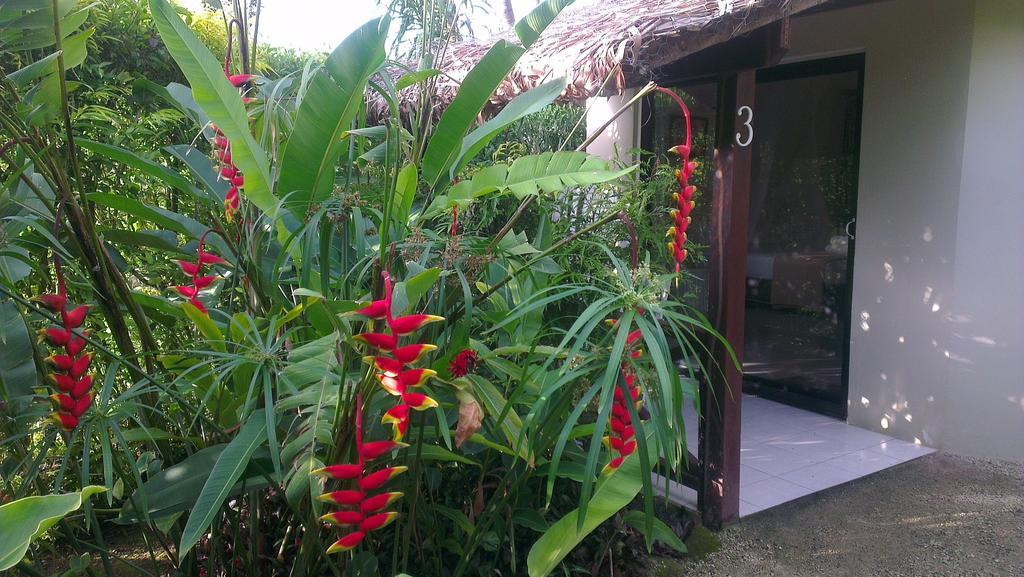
451 77 567 177
390 267 441 315
505 151 634 198
515 0 574 48
0 486 105 571
179 411 269 554
416 444 480 466
421 40 525 189
119 445 272 523
148 0 277 230
395 68 440 91
393 163 418 234
78 139 204 201
526 435 655 577
277 17 389 207
0 298 38 400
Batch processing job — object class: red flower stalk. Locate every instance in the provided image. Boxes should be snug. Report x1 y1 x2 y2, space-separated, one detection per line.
210 123 243 223
448 348 478 378
33 291 92 431
602 321 647 474
175 230 226 314
210 66 255 224
354 271 442 442
654 86 697 275
314 394 406 554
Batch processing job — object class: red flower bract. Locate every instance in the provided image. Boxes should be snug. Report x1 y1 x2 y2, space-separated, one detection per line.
315 271 443 555
175 231 227 315
602 318 649 474
654 86 697 275
35 291 94 431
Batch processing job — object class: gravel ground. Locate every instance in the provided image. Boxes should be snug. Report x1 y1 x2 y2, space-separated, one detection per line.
660 453 1024 577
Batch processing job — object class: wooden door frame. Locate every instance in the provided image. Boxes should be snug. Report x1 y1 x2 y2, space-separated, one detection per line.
697 70 755 528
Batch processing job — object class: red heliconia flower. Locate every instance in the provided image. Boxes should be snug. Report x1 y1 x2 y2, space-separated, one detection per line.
318 490 365 506
360 440 406 461
358 492 403 514
50 393 75 412
359 512 398 532
227 74 256 88
315 464 363 480
315 270 445 555
327 531 366 554
392 343 437 365
358 467 407 492
377 368 437 396
602 318 648 475
210 71 253 223
387 314 444 336
34 291 94 431
353 299 389 319
354 332 398 351
314 395 407 555
321 510 365 526
654 86 697 275
175 231 227 315
448 348 479 378
52 412 78 430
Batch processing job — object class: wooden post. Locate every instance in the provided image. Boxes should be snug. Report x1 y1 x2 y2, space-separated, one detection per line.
699 70 755 528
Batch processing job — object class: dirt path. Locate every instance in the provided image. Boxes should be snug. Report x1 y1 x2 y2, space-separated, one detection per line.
661 453 1024 577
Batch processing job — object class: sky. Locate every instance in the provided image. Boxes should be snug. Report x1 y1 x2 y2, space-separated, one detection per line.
178 0 541 52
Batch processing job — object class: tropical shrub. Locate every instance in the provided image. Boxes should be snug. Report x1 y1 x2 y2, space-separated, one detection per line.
0 0 728 575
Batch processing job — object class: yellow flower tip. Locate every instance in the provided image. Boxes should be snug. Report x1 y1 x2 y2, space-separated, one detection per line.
326 540 355 554
665 227 676 238
391 465 409 475
421 344 438 352
310 467 327 476
423 315 445 323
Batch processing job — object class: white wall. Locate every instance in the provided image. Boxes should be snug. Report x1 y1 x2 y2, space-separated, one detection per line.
946 0 1024 459
585 89 639 165
786 0 1024 460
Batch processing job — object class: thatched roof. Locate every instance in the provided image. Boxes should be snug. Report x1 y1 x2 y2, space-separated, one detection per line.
378 0 829 118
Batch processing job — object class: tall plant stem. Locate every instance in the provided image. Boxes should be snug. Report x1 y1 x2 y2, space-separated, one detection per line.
476 208 620 306
49 0 162 384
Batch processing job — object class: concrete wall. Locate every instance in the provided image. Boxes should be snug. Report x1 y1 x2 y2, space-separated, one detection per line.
946 0 1024 459
782 0 1023 460
585 89 639 165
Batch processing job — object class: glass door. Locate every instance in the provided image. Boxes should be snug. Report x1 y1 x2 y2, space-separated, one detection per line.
742 55 864 417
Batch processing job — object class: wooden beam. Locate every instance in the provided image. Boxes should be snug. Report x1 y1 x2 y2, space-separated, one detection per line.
649 19 790 85
698 70 754 529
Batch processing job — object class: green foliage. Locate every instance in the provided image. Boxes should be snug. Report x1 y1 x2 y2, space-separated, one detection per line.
0 486 106 571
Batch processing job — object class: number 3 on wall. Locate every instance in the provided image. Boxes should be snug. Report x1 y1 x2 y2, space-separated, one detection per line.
736 105 753 147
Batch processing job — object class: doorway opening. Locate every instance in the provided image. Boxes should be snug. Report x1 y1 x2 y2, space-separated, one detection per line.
742 54 864 418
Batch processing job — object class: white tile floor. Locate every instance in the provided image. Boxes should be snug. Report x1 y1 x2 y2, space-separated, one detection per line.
663 394 935 517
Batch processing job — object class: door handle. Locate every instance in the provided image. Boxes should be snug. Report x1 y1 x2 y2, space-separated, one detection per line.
845 218 856 240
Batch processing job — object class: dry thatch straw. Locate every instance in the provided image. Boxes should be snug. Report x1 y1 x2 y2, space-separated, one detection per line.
370 0 828 120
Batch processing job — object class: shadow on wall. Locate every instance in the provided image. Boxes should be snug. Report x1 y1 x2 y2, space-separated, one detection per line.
850 222 1021 457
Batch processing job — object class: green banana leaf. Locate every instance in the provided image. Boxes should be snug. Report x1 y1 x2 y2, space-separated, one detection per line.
179 410 269 554
526 434 656 577
277 17 389 208
0 486 106 571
